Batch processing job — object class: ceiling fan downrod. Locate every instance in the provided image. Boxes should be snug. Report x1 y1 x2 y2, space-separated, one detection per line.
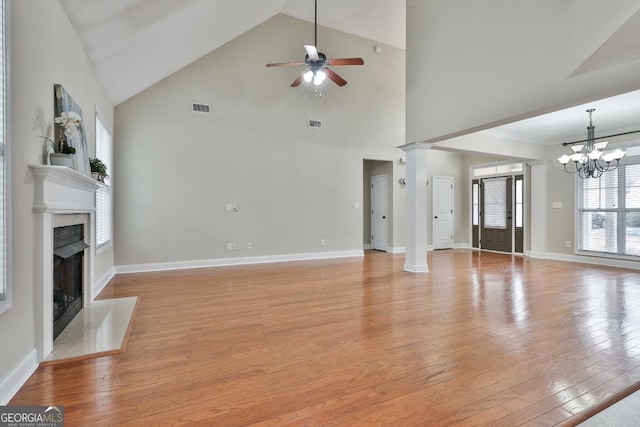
314 0 318 48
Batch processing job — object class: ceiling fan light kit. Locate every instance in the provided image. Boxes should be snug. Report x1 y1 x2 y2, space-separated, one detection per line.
266 0 364 89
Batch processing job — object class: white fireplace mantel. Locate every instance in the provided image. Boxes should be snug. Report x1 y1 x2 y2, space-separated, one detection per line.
30 165 100 213
30 165 102 361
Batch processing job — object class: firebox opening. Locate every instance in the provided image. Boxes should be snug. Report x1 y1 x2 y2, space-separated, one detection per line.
53 224 88 340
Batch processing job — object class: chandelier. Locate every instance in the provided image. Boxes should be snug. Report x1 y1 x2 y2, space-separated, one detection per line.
557 109 625 179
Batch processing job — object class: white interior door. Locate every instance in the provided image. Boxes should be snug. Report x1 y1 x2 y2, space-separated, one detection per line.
371 174 388 251
433 176 453 249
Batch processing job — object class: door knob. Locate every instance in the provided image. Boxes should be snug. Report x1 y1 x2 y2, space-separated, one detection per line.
382 216 386 219
434 216 438 219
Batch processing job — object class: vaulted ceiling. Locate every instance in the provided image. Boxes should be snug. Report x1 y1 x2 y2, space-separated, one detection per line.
59 1 640 145
59 0 406 106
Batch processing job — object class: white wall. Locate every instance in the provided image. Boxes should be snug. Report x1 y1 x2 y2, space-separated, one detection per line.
406 0 640 143
406 0 640 261
114 14 411 267
0 1 113 402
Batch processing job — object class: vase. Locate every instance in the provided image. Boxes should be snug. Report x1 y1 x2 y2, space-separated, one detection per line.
50 153 74 168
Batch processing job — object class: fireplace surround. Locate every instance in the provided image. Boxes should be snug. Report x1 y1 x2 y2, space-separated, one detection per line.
30 165 101 361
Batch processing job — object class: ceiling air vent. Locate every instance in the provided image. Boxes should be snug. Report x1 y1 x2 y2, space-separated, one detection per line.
191 102 211 114
308 119 322 129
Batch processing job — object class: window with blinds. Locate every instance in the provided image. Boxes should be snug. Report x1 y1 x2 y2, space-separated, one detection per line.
0 0 8 312
483 178 507 228
578 157 640 256
95 112 112 248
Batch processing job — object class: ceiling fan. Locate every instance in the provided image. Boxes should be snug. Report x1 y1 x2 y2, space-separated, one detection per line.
266 0 364 88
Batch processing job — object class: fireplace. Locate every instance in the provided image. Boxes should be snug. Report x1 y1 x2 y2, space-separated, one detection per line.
30 165 101 361
53 224 88 339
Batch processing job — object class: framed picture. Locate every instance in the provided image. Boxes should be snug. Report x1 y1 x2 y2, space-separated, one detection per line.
54 84 90 176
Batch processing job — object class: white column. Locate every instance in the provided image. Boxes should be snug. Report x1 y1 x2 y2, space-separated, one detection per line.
399 142 433 273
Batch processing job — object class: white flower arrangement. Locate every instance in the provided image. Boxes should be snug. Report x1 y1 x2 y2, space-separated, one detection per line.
43 111 82 154
54 111 82 138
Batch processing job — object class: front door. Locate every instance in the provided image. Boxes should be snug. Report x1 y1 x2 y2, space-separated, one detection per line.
433 176 453 249
481 177 512 253
371 174 387 251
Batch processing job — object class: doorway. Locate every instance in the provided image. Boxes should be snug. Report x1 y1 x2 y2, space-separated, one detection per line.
481 176 513 252
432 176 454 249
472 173 525 253
371 174 388 251
363 160 393 252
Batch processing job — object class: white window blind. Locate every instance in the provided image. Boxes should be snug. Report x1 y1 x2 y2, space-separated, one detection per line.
95 112 112 247
483 178 507 228
579 169 618 254
577 157 640 257
0 0 6 307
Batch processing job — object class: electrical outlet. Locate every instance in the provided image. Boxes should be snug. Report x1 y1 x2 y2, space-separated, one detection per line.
226 243 233 251
320 239 325 247
226 204 232 212
247 242 252 250
232 243 237 250
565 241 571 248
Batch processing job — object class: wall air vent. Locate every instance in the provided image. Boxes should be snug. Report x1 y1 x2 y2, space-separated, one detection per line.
191 102 211 114
308 119 322 129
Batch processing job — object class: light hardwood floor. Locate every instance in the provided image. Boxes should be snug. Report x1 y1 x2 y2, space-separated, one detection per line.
11 250 640 426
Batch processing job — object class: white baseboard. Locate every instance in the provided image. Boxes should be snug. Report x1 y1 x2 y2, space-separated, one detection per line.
386 245 469 254
363 244 372 250
0 349 38 405
388 246 405 254
92 267 115 300
453 243 471 249
116 250 365 274
528 251 547 259
545 252 640 270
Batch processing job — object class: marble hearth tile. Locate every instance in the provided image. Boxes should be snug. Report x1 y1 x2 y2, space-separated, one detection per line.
45 296 137 362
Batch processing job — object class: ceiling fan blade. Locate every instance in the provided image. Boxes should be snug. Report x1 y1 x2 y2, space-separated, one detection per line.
266 61 305 68
325 68 347 87
304 44 320 61
326 58 364 66
290 75 304 87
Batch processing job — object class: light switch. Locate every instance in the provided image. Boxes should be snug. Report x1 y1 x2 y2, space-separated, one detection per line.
552 202 562 209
